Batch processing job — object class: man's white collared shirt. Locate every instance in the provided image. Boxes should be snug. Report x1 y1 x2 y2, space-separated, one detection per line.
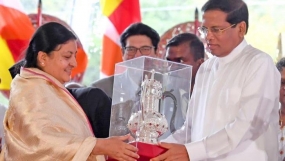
167 40 280 161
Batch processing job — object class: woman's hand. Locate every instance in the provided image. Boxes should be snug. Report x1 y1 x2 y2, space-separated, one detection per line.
93 134 139 161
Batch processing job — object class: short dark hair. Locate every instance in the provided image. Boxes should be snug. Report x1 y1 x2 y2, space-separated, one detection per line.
277 58 285 72
24 22 77 68
120 22 160 51
202 0 249 34
166 33 205 61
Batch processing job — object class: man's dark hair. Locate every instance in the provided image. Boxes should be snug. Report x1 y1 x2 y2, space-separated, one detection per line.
276 58 285 72
166 33 205 61
202 0 249 34
120 22 160 52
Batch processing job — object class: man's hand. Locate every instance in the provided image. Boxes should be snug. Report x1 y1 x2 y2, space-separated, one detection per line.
150 142 190 161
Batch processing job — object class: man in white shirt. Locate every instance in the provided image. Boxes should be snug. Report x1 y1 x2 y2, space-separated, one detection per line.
151 0 280 160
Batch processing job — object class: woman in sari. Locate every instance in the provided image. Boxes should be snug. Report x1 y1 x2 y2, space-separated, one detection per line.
3 22 139 161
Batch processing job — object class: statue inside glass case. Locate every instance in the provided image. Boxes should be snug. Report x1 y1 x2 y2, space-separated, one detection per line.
127 70 169 144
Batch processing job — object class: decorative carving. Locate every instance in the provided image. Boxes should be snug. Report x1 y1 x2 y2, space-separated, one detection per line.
158 21 202 59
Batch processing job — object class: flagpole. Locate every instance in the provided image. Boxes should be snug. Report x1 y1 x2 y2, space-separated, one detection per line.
194 7 199 36
69 0 77 26
37 0 42 27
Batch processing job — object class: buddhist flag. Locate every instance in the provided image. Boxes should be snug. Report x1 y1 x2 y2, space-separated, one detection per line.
100 0 141 76
0 0 35 91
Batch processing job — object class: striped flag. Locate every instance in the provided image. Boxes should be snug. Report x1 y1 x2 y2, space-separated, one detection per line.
100 0 141 77
0 0 35 91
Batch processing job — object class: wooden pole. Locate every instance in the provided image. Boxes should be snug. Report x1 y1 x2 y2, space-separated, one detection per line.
194 7 199 36
37 0 42 27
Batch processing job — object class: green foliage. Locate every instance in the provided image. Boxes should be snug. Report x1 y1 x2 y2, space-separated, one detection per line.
140 0 199 36
81 2 102 86
246 4 285 61
82 35 102 86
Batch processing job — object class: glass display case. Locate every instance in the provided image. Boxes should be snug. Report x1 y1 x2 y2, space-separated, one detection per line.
108 56 192 161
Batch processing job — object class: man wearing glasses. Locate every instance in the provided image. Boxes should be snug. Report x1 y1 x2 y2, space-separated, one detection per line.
91 22 160 98
151 0 280 161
